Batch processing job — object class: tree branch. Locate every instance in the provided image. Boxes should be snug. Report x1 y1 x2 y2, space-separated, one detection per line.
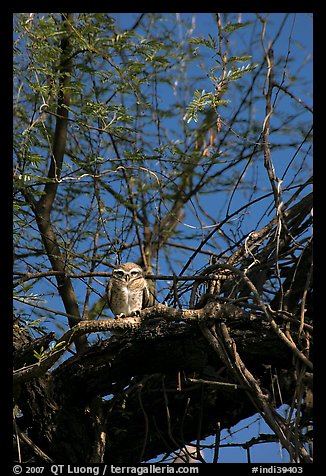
13 302 251 386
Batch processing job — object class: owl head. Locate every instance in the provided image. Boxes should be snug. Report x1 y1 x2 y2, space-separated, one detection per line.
111 262 144 283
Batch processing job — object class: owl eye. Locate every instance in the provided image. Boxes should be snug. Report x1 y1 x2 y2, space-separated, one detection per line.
113 270 125 279
130 270 140 277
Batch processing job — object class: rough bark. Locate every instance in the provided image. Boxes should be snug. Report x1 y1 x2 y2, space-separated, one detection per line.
13 301 309 464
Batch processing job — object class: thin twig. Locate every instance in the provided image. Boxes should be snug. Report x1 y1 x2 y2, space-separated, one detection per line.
200 322 294 459
274 82 313 113
137 385 149 463
299 263 313 335
202 263 313 370
187 377 247 390
14 421 54 463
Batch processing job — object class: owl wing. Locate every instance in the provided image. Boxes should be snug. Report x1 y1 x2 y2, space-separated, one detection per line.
106 280 112 307
142 281 155 309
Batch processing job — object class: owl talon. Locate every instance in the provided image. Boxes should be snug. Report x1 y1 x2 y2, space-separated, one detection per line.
115 313 126 319
130 310 141 317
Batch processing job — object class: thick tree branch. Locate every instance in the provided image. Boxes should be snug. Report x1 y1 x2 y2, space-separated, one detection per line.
13 302 251 386
38 13 73 209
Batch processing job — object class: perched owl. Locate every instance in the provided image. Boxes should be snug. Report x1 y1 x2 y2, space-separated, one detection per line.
106 262 154 318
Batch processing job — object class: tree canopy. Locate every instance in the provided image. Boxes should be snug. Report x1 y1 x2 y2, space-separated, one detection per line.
13 13 313 464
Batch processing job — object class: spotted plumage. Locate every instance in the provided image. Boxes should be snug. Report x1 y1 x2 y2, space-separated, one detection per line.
106 262 154 318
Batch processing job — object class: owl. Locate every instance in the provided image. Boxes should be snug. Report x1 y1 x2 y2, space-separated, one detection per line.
106 262 154 318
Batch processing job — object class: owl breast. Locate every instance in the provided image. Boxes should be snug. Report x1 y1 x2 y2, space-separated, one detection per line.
110 284 143 316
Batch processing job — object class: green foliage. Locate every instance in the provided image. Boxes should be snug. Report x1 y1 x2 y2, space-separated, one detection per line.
190 33 217 50
183 89 230 123
222 20 252 33
33 341 67 362
185 20 257 124
183 61 257 123
225 63 258 81
33 346 45 362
